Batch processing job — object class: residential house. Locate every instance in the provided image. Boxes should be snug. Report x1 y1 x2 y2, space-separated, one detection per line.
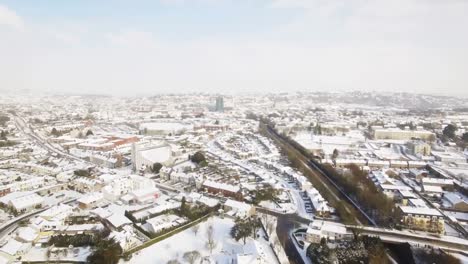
398 206 445 234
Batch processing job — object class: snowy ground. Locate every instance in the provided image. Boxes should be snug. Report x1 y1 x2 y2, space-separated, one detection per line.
444 222 460 237
21 246 92 263
258 213 289 264
0 209 10 223
42 189 82 205
289 187 313 219
259 200 295 214
294 131 364 156
290 230 312 264
451 252 468 264
124 216 279 264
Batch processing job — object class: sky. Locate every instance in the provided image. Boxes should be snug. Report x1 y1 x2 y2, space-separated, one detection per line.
0 0 467 96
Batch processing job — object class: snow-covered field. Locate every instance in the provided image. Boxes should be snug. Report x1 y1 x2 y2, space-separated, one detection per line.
294 131 363 155
124 216 278 264
260 200 296 214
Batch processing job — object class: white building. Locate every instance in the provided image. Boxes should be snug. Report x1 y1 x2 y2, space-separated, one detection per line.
373 128 435 141
106 213 133 230
378 184 412 198
128 187 160 204
0 239 30 258
132 202 181 222
223 199 255 218
102 175 156 201
9 193 44 213
432 151 467 164
307 188 331 217
73 177 103 193
143 214 187 234
78 193 104 209
39 203 74 222
102 177 134 201
9 177 44 192
421 178 454 187
90 154 119 168
139 122 193 136
306 220 350 243
130 175 156 190
131 142 175 171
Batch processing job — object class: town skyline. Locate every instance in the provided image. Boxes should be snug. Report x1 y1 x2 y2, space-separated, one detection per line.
0 1 467 263
1 0 468 96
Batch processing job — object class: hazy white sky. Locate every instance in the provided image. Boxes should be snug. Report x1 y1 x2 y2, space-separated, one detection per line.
0 0 467 96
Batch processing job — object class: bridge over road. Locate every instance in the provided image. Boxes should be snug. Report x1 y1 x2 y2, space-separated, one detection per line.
256 206 468 255
347 225 468 255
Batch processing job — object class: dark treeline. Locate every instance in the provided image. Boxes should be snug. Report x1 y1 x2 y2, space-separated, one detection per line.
260 120 397 226
322 164 397 227
48 229 110 247
307 236 389 264
259 121 363 224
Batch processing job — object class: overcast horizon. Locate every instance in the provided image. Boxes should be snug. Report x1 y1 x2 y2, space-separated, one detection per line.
1 0 467 97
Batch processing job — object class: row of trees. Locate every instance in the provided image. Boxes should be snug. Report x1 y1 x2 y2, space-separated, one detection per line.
51 127 93 138
263 119 396 225
74 169 92 177
322 164 397 227
397 122 417 131
259 120 361 224
190 151 207 166
0 129 18 148
48 229 110 247
0 140 17 148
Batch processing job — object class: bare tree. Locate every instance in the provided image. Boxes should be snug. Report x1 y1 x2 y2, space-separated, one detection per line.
332 148 339 160
265 218 275 237
183 251 201 264
45 248 52 264
273 237 282 253
192 225 200 235
351 226 363 241
458 175 465 185
261 214 268 225
251 217 261 239
206 224 217 254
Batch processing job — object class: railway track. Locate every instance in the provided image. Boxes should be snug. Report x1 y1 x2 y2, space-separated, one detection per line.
262 122 375 226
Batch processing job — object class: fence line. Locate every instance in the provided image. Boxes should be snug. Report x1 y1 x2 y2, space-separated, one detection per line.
124 213 212 256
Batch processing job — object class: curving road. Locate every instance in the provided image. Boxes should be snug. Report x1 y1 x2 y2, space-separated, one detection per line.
14 116 91 164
